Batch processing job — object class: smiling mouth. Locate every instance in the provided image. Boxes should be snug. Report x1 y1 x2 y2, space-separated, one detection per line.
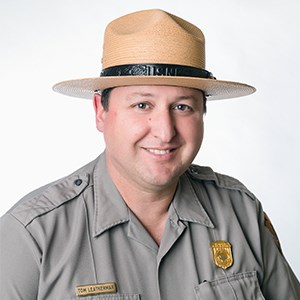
145 148 176 155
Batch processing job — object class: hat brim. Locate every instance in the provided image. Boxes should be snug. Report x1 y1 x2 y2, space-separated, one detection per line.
52 76 256 100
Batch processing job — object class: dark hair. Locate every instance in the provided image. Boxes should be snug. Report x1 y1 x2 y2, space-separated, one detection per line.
100 88 114 111
99 87 207 113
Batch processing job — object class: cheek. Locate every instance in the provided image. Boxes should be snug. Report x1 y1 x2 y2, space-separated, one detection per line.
192 123 204 150
180 117 204 142
125 112 150 130
104 113 150 143
130 118 150 140
183 118 204 155
101 112 117 143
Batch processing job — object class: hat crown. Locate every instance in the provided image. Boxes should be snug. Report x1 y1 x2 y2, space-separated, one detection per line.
102 9 206 69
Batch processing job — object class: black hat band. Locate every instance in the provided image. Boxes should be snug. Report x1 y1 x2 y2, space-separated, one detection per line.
100 64 215 79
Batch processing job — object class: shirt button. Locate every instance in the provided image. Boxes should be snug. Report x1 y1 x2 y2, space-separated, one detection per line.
190 167 198 174
74 179 83 186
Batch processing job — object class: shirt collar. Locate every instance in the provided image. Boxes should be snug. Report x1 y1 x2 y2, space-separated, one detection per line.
92 153 214 237
169 173 214 228
93 153 130 237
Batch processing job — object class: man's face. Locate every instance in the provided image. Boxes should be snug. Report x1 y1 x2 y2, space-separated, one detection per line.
94 85 204 192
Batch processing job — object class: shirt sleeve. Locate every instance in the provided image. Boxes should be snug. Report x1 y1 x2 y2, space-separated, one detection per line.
0 213 40 299
257 203 300 299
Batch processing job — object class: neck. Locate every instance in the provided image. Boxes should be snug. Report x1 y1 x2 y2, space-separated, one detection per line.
122 185 177 245
107 164 178 245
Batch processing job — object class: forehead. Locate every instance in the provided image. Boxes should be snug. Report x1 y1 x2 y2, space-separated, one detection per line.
109 85 204 100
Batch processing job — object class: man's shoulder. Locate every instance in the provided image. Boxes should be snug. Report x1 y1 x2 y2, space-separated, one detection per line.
5 157 99 227
186 164 256 200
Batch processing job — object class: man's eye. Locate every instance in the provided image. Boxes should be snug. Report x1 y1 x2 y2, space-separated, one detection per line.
174 104 192 111
136 103 149 109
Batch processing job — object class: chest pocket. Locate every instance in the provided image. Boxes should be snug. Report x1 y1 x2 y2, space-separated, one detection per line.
194 271 265 300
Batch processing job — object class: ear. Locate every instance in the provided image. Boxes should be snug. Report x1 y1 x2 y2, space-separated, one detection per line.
93 93 106 132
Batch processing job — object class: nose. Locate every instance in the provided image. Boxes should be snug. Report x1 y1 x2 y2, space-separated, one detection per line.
150 110 176 143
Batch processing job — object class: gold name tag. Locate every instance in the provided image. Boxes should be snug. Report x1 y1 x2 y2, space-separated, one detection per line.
211 240 233 270
76 282 117 297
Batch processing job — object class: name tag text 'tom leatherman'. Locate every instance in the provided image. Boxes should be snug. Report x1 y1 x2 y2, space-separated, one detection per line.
75 282 117 297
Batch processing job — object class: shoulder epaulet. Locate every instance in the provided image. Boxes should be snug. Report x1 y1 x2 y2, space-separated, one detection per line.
187 164 256 200
10 173 90 227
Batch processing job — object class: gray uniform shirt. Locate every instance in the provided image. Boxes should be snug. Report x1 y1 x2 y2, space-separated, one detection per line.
0 153 299 299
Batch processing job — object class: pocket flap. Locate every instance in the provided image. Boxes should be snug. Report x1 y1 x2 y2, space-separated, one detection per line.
195 271 265 300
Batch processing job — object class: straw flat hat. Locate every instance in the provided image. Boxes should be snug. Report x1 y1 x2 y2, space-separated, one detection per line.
53 9 255 100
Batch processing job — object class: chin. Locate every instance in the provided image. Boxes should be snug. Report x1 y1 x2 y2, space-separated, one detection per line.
143 167 185 187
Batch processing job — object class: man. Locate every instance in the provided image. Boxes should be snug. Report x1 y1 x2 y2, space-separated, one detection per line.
0 9 299 300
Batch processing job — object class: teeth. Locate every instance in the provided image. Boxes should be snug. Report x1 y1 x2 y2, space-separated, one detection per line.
147 149 170 155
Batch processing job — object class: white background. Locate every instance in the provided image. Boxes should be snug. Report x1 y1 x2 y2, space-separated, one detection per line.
1 0 299 277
